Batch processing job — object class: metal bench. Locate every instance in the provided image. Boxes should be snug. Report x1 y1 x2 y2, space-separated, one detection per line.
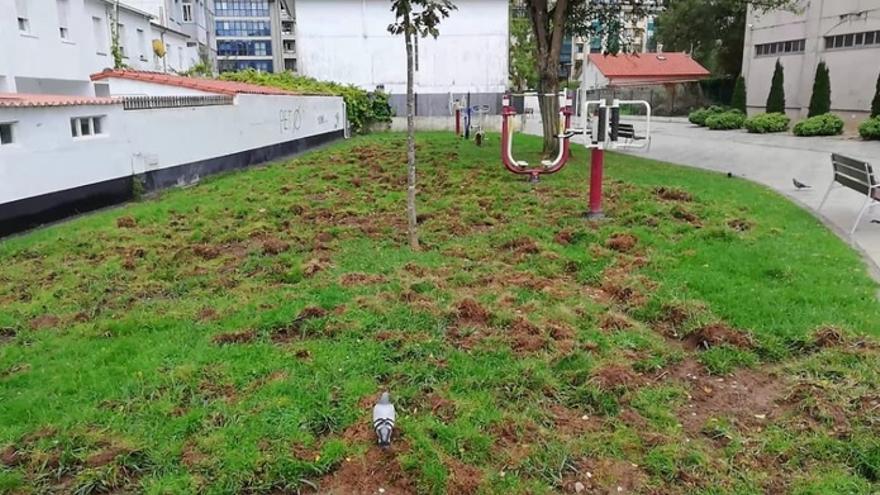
618 123 645 141
818 153 880 235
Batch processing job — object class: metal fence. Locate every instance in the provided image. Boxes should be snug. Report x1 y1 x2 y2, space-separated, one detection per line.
122 95 234 111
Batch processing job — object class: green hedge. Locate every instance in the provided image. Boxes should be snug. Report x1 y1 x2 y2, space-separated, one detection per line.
793 113 844 137
705 110 746 130
219 70 391 133
859 117 880 140
688 106 725 126
743 112 790 134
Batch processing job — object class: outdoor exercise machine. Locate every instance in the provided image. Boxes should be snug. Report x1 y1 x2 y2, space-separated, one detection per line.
500 92 575 183
452 93 491 146
500 91 652 219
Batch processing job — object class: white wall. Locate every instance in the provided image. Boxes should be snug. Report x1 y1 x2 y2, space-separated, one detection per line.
582 62 610 90
295 0 509 95
0 94 344 204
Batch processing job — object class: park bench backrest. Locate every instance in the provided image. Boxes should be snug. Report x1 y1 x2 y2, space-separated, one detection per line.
831 153 877 198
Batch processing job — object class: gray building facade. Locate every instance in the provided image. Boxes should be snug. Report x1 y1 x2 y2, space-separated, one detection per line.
742 0 880 130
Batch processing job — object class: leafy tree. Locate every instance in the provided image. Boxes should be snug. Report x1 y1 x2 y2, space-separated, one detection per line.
656 0 799 77
389 0 456 250
510 9 538 92
521 0 795 156
807 61 831 117
731 75 746 113
871 71 880 118
766 59 785 114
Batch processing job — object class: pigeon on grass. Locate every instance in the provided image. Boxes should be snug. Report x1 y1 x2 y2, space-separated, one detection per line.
372 392 396 448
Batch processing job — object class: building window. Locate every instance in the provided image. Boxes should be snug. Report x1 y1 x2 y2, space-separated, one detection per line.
16 0 30 33
93 16 107 54
215 20 271 37
57 0 70 39
215 0 270 17
825 30 880 50
70 116 105 138
137 28 146 60
117 23 127 57
0 123 14 145
218 40 272 56
755 39 805 57
218 59 273 73
182 0 194 22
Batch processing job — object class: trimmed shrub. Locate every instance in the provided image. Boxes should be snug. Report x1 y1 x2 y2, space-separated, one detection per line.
688 105 725 126
766 59 786 114
731 76 747 113
705 110 746 130
859 117 880 140
219 69 391 133
808 61 831 117
743 112 790 133
872 71 880 118
793 113 844 137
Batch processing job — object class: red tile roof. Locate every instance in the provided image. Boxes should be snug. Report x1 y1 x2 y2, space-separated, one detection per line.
0 93 120 108
90 69 299 96
588 52 710 80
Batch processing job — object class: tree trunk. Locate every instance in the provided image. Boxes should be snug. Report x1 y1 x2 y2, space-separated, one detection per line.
405 28 419 251
538 73 560 157
526 0 568 157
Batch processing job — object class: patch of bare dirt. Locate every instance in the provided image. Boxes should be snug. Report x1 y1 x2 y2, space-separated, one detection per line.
85 446 131 468
509 318 547 354
317 445 416 495
445 456 483 494
670 358 788 437
0 327 16 344
671 205 703 227
548 323 577 353
546 404 602 436
782 383 851 435
193 244 221 260
812 326 846 348
555 229 575 245
562 457 648 494
303 258 332 277
727 218 753 232
605 233 637 253
0 445 23 467
180 440 207 468
197 308 218 321
261 237 289 255
591 365 643 391
453 298 491 327
340 272 387 286
501 237 540 255
654 187 693 202
116 216 137 228
271 306 328 343
599 313 632 332
30 314 60 330
684 323 754 350
212 329 256 345
425 393 456 422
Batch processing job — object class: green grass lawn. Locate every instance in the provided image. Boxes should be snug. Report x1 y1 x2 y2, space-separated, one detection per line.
1 132 879 494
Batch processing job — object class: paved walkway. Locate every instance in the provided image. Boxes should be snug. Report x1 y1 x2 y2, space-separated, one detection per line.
523 119 880 277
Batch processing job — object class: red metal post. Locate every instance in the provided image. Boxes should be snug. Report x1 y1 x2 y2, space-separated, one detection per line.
454 108 461 136
587 148 605 218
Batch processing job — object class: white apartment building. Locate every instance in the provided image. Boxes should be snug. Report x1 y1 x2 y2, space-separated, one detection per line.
1 0 201 96
294 0 509 116
123 0 217 69
742 0 880 128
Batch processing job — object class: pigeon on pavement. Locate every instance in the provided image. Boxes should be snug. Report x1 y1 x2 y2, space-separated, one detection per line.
372 392 396 448
793 178 811 189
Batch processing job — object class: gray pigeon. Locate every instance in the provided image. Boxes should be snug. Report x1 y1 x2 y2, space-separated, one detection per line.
372 392 396 448
793 178 811 189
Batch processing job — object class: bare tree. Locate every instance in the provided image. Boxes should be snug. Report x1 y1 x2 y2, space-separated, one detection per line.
389 0 456 250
